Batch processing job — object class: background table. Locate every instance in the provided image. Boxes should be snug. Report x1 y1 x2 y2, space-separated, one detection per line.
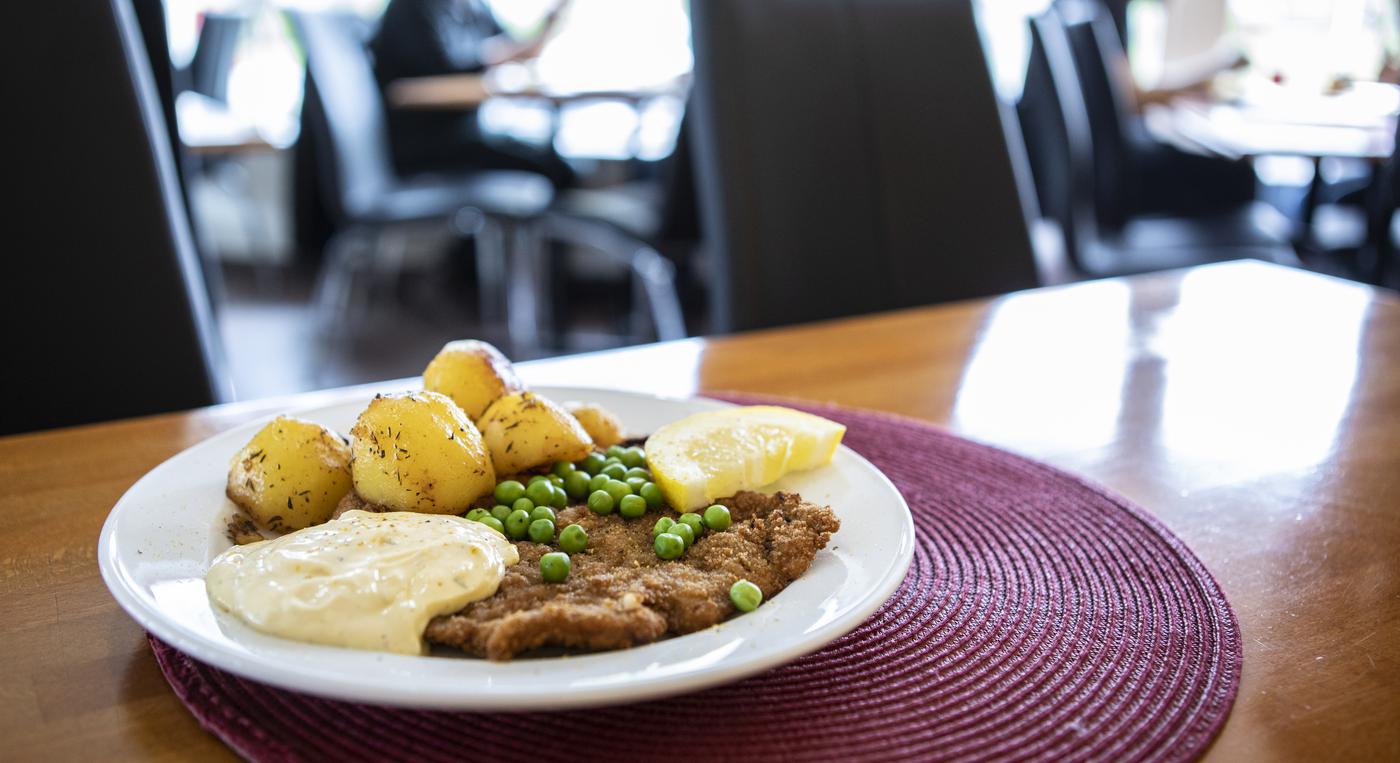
1143 81 1400 161
2 260 1396 761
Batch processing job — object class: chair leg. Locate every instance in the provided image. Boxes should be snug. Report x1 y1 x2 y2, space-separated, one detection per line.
454 208 501 331
311 228 368 338
371 225 410 306
1371 212 1394 286
538 214 686 343
631 246 685 342
500 218 544 357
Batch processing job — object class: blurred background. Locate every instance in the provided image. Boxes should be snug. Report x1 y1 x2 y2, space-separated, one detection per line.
7 0 1400 432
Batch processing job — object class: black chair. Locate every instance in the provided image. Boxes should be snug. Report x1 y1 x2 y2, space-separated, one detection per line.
292 11 685 356
1023 5 1296 275
1057 0 1256 222
1310 124 1400 285
288 11 554 348
689 0 1042 333
3 0 228 434
542 116 699 344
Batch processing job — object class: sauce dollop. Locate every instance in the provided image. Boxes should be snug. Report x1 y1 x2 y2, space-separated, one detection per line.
206 509 518 654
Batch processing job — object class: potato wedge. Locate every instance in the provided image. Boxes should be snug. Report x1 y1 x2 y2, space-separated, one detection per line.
226 416 352 532
422 340 524 420
564 401 625 449
349 391 495 513
479 391 595 475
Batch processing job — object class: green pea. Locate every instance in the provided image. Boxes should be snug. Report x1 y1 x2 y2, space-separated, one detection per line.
494 480 526 504
625 476 648 493
621 447 646 469
540 552 571 583
600 463 627 480
525 479 555 506
587 490 615 515
652 516 675 539
549 474 564 486
603 479 632 502
564 470 592 499
654 532 685 560
527 474 550 485
512 497 535 514
529 506 557 524
605 445 628 460
478 516 506 535
589 473 611 492
528 518 556 543
624 466 651 481
578 453 607 474
559 523 589 553
618 494 647 518
640 482 664 509
466 508 490 522
551 461 576 478
603 457 623 468
678 513 705 539
703 504 732 531
730 579 762 612
505 509 531 539
490 504 513 521
549 483 569 508
669 521 695 548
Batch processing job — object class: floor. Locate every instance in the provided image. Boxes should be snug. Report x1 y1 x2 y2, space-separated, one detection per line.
215 232 1396 404
216 256 674 401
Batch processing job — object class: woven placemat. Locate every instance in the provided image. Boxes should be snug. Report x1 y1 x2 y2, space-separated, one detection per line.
150 394 1240 762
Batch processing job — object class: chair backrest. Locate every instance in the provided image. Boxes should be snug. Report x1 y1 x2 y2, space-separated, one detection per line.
3 0 227 434
1059 0 1136 232
288 11 396 223
690 0 1041 333
189 13 244 103
1019 7 1099 268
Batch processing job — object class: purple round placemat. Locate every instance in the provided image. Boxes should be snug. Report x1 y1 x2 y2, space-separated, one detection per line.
149 395 1240 762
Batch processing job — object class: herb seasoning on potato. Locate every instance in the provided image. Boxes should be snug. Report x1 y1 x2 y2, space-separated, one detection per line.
349 391 496 513
226 416 353 532
479 391 595 475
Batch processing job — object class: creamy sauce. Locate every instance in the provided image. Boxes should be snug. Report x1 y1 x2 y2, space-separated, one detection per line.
206 510 518 655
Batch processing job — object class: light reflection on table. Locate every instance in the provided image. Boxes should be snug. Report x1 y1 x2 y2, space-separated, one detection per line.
1155 266 1365 487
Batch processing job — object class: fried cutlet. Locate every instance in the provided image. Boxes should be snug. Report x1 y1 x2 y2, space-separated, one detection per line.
423 490 839 660
329 488 839 660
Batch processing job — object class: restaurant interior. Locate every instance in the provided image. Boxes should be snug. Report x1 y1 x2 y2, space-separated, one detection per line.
10 0 1400 418
3 0 1398 761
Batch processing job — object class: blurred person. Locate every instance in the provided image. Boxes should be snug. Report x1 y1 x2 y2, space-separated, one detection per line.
1068 0 1257 215
371 0 575 187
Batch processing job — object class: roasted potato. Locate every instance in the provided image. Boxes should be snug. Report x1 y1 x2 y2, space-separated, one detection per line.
422 339 524 420
564 401 625 449
226 416 352 532
349 391 496 513
479 391 595 475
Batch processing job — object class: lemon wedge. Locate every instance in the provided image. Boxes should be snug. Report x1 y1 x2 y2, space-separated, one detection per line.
644 406 846 511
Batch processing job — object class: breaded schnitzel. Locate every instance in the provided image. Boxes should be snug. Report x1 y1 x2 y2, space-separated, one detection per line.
330 489 839 660
424 490 838 660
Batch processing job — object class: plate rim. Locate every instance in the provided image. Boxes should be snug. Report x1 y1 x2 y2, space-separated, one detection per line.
97 388 915 710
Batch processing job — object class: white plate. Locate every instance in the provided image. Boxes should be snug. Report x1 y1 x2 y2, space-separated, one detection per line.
98 386 914 711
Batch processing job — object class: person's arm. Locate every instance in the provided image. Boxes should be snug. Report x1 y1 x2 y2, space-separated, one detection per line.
479 0 570 66
1135 46 1247 109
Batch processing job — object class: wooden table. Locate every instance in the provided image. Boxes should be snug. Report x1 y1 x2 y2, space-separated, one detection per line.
1145 83 1398 279
3 261 1397 761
